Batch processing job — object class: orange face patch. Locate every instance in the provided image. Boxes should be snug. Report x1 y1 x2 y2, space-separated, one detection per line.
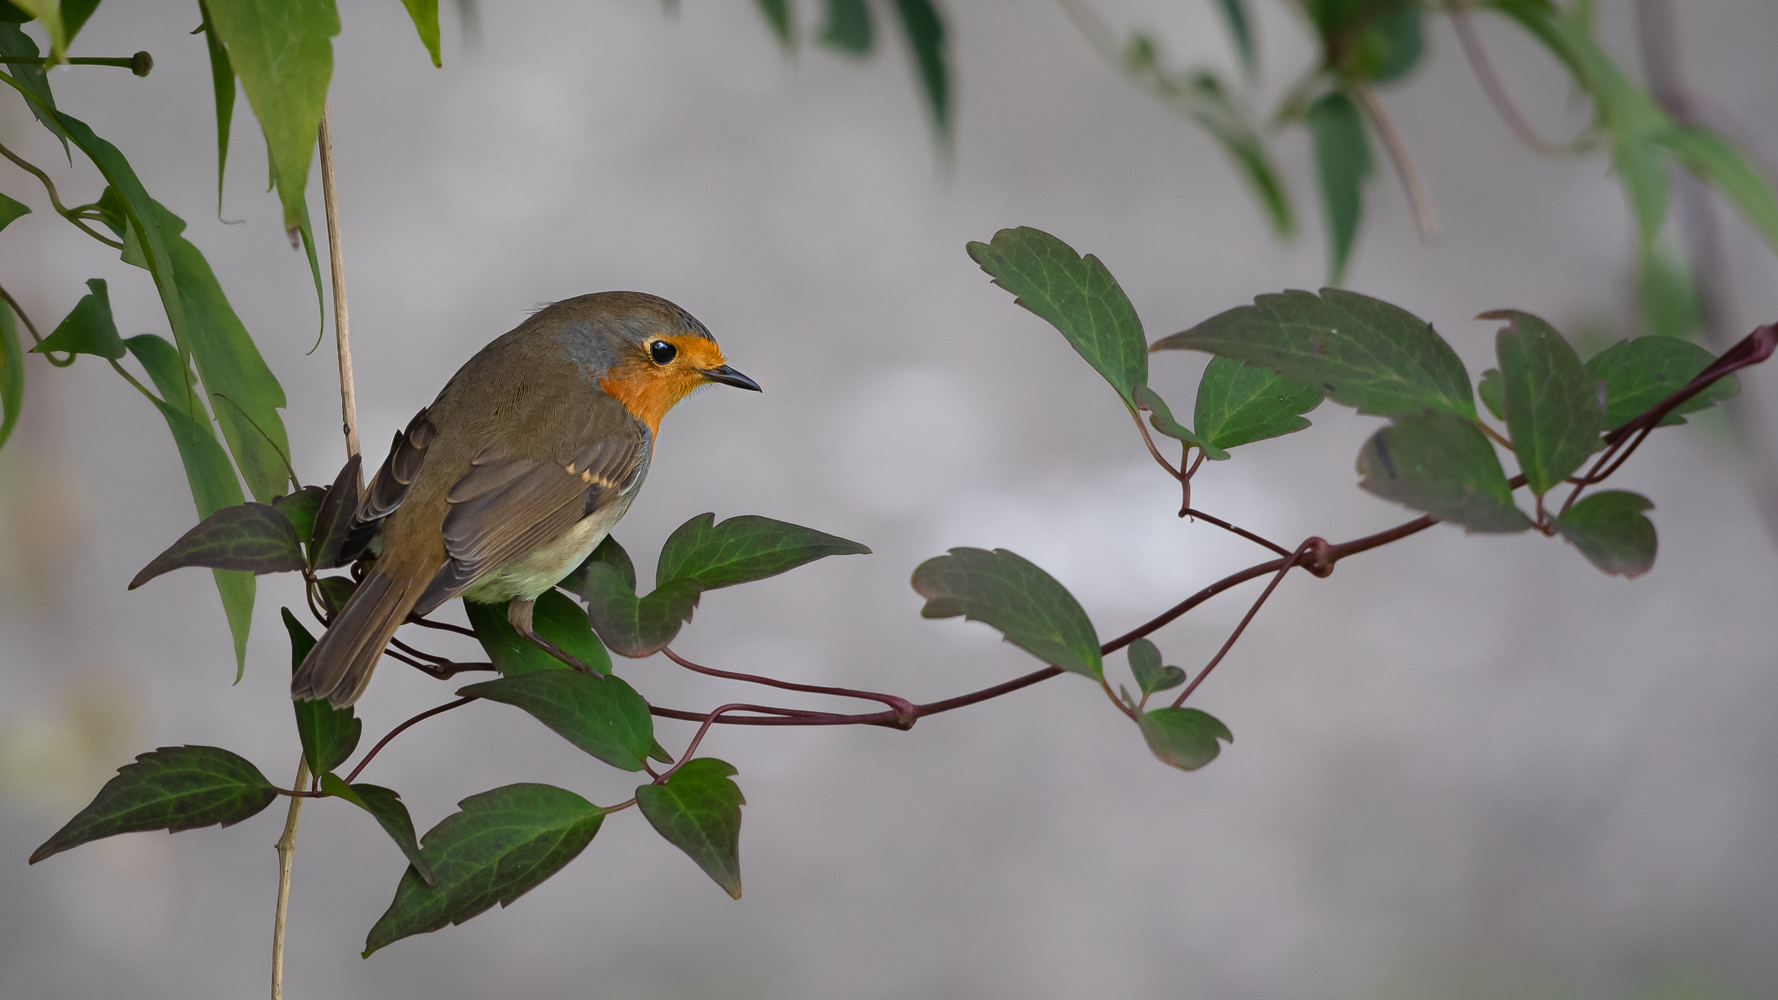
599 334 728 433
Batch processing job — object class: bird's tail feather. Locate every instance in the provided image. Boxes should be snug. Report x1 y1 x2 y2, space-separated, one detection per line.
291 568 422 708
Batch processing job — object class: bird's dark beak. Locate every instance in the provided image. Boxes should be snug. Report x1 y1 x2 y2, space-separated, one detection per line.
700 365 762 392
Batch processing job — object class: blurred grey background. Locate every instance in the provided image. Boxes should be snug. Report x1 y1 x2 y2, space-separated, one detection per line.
3 1 1777 998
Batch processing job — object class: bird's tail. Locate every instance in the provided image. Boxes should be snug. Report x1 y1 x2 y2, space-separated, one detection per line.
292 567 426 708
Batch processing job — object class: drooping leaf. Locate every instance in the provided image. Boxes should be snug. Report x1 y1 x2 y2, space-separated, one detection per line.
396 0 442 66
655 512 870 591
29 745 278 863
296 193 325 344
1585 336 1737 428
1132 384 1226 460
636 758 745 899
320 773 433 884
910 547 1102 678
203 0 340 234
1154 288 1474 418
1139 707 1232 771
1212 0 1255 78
272 484 325 541
1488 309 1604 495
1651 127 1778 263
0 190 27 230
128 502 305 588
891 0 949 144
0 19 69 155
1127 638 1186 697
579 563 702 659
966 227 1148 406
1478 368 1505 421
753 0 792 50
1306 90 1372 284
308 453 360 569
197 1 235 216
818 0 871 54
35 278 123 360
1553 490 1656 578
458 670 655 772
363 783 606 955
465 590 613 676
282 610 361 774
1356 410 1532 532
0 294 21 452
1193 356 1322 451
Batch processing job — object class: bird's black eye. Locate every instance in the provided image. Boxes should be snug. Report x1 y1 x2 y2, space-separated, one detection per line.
649 339 676 365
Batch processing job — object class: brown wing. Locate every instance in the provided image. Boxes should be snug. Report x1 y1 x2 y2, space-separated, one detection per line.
409 419 646 616
340 407 436 563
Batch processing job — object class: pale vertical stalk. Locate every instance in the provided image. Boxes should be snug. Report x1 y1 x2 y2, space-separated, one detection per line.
317 107 361 463
1352 82 1439 241
271 758 310 1000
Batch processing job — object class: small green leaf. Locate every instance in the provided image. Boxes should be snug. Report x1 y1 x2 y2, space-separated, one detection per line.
465 589 612 677
459 669 655 772
1154 288 1474 418
891 0 949 144
1584 336 1737 428
30 745 278 863
753 0 792 49
655 512 870 591
0 19 70 156
282 610 361 774
1553 490 1656 578
36 279 124 360
128 502 305 589
1132 385 1226 460
910 547 1103 678
363 783 606 956
1306 90 1373 285
1127 638 1186 696
967 227 1148 406
314 574 356 616
1478 368 1505 420
0 294 23 452
818 0 871 54
1488 309 1604 495
0 190 28 230
1139 707 1232 771
320 773 433 885
397 0 442 67
1357 410 1533 532
580 566 702 659
1193 356 1322 451
307 454 360 569
272 484 325 541
636 759 745 899
1212 0 1255 77
561 534 635 594
197 1 235 216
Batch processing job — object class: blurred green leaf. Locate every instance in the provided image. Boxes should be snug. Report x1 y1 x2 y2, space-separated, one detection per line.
1354 5 1421 83
1154 288 1475 418
197 2 235 216
0 295 20 451
1127 638 1186 696
465 589 611 676
1133 384 1226 459
1585 336 1737 427
128 501 305 588
1488 309 1603 495
636 758 745 899
1306 90 1372 284
1211 0 1255 78
29 745 278 864
1650 126 1778 261
754 0 792 50
1194 356 1321 450
656 512 870 591
1357 410 1532 532
891 0 949 144
1554 490 1656 578
0 20 69 156
320 773 433 884
458 670 655 772
282 610 361 774
1478 367 1505 421
397 0 442 67
1638 249 1700 340
818 0 870 54
967 227 1148 406
36 278 123 359
0 190 27 230
363 783 606 955
910 547 1102 678
272 484 324 541
59 0 96 41
1139 707 1232 771
6 0 63 63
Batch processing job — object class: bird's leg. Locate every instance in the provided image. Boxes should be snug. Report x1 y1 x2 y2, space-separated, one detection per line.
507 596 601 674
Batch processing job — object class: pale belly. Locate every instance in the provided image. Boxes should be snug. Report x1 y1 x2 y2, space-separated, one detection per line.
459 490 638 604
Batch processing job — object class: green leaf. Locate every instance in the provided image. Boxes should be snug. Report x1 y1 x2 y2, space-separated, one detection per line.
580 564 702 659
464 589 612 677
1132 384 1226 460
818 0 871 54
1193 356 1322 451
562 534 635 593
363 783 606 956
655 512 870 591
910 547 1103 678
1212 0 1255 78
1488 309 1604 495
1651 127 1778 261
272 484 325 541
458 670 655 772
0 294 21 452
36 278 123 359
1585 336 1738 428
891 0 949 144
307 454 360 569
59 0 96 45
1553 490 1656 578
0 20 70 156
203 0 339 234
128 501 305 588
1139 707 1232 771
198 1 235 216
29 745 278 863
0 190 28 230
314 574 356 616
1356 5 1422 83
1356 410 1533 532
397 0 442 66
966 227 1148 406
282 610 361 774
636 758 745 899
1478 368 1505 421
1154 288 1475 418
1127 638 1185 696
753 0 791 49
319 773 433 884
1306 91 1373 284
8 0 64 57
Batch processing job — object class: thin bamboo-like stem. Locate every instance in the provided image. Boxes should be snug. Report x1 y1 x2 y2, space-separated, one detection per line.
270 756 309 1000
317 108 361 464
1351 82 1439 241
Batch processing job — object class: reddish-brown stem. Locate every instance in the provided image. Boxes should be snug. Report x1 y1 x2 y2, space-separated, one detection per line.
407 615 479 638
1130 407 1183 479
657 703 762 781
1448 2 1593 155
1172 541 1310 706
662 647 918 727
344 696 478 784
272 787 329 798
1183 508 1294 557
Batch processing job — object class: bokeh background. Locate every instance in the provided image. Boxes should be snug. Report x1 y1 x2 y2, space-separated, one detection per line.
3 2 1778 998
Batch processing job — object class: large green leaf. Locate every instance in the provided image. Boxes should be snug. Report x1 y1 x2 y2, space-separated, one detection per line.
636 758 745 899
1138 707 1232 771
1193 356 1322 451
891 0 949 144
0 19 69 155
1306 91 1372 284
0 294 21 451
910 547 1102 678
282 610 361 774
363 783 606 955
1553 490 1656 578
1585 337 1737 428
35 278 123 359
397 0 442 66
457 669 656 772
320 774 433 884
29 745 278 863
1154 288 1474 418
655 512 870 591
966 227 1148 406
203 0 339 234
580 565 702 659
7 0 65 57
128 502 305 588
464 589 612 676
818 0 871 54
1356 410 1532 532
1488 310 1603 495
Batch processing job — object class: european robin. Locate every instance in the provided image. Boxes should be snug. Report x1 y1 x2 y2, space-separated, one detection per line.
290 291 760 707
